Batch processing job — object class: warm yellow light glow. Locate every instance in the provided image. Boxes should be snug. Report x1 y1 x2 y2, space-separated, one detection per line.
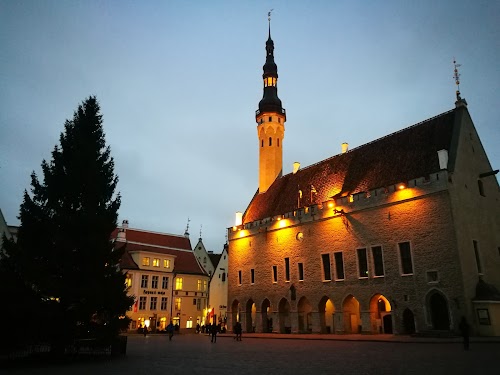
278 219 288 228
398 183 406 190
348 195 354 203
235 212 243 226
327 201 334 208
145 319 150 328
232 226 237 231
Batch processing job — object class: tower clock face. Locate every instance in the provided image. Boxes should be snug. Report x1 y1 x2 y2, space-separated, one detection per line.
296 232 304 241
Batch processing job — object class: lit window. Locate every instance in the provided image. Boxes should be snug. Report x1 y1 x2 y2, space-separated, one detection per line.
163 259 170 268
125 274 132 288
176 277 183 290
153 258 160 267
203 280 207 291
175 297 181 310
141 275 149 288
197 279 202 291
142 257 150 266
160 297 168 310
162 276 169 289
150 297 157 310
186 320 193 329
321 254 331 281
139 296 147 310
151 275 159 289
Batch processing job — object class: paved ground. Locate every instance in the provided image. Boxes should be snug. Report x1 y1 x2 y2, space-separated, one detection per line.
5 333 499 375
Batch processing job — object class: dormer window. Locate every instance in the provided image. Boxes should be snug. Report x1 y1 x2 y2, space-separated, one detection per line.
142 257 150 266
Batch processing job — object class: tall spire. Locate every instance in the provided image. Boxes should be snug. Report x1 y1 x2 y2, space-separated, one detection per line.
453 58 467 108
255 12 286 194
257 10 285 118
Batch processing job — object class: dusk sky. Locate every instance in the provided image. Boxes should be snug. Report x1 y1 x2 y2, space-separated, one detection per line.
1 1 499 253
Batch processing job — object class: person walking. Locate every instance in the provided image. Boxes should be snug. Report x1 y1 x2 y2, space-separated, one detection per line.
211 323 218 343
143 325 148 337
167 321 174 341
235 321 242 341
459 316 470 350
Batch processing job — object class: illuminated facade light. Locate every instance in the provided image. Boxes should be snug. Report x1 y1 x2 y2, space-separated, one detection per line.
235 212 243 226
327 201 334 208
398 183 406 190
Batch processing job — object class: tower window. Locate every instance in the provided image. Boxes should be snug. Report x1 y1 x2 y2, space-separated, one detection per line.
269 137 272 146
278 118 281 123
261 139 264 147
269 116 272 122
478 180 485 197
277 138 279 147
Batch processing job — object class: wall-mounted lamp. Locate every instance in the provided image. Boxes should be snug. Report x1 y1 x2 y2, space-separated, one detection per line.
333 208 345 215
398 183 406 190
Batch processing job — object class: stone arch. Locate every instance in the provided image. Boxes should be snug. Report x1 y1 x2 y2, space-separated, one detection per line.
278 298 291 333
369 294 392 334
402 308 416 334
297 296 313 333
426 290 451 330
245 299 256 333
342 295 360 333
261 298 273 333
231 299 240 332
318 296 335 334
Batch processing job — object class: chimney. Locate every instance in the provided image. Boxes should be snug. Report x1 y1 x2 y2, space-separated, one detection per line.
341 142 349 154
116 228 126 242
293 162 300 174
122 219 129 229
437 149 448 170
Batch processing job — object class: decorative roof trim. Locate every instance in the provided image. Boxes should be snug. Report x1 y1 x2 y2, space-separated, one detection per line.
126 240 192 253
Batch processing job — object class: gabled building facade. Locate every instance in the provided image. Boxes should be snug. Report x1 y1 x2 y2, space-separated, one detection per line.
114 221 210 333
227 26 500 336
208 244 229 325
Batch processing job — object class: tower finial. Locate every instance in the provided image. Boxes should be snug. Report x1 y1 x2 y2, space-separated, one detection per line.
268 9 273 37
453 58 462 100
199 224 202 239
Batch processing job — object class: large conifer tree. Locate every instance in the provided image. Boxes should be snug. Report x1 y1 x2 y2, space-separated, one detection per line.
2 96 132 343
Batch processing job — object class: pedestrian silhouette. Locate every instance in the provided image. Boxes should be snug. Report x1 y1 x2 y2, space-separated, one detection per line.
211 323 218 343
458 316 470 350
167 321 174 341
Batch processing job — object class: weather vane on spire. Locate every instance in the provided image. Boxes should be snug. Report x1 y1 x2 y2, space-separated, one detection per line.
453 58 462 100
184 217 190 237
199 224 203 239
268 9 274 22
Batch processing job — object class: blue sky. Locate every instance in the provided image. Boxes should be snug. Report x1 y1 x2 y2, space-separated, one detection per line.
1 1 499 252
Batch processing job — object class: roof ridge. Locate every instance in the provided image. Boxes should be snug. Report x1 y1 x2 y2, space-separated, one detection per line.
287 108 455 175
126 240 191 253
122 227 188 239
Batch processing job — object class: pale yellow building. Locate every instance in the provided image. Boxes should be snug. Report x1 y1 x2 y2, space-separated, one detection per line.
114 221 210 333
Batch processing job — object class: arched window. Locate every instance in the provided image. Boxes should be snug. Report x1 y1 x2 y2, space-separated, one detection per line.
277 138 280 147
261 139 264 147
269 137 272 146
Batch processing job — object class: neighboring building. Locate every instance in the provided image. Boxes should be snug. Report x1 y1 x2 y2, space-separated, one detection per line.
114 221 210 333
208 244 229 326
193 238 216 277
192 237 229 325
0 209 12 252
227 26 500 336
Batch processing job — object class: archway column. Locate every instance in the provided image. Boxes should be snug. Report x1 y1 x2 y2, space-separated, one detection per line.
361 311 371 334
335 312 345 334
254 311 263 332
310 311 321 333
290 311 299 333
269 311 278 333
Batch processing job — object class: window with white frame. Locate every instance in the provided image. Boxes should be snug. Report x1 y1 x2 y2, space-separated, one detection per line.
321 254 331 281
334 252 345 280
399 242 414 275
151 275 159 289
153 258 160 267
160 297 168 310
142 257 150 266
176 277 183 290
357 248 368 278
163 259 170 268
141 275 149 288
139 296 147 310
162 276 169 289
371 246 384 277
150 297 157 310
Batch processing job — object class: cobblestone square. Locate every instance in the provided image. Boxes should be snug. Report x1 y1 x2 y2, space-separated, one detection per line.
6 334 499 375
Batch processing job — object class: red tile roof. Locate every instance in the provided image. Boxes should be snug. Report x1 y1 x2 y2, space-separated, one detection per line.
113 228 206 275
243 109 456 223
